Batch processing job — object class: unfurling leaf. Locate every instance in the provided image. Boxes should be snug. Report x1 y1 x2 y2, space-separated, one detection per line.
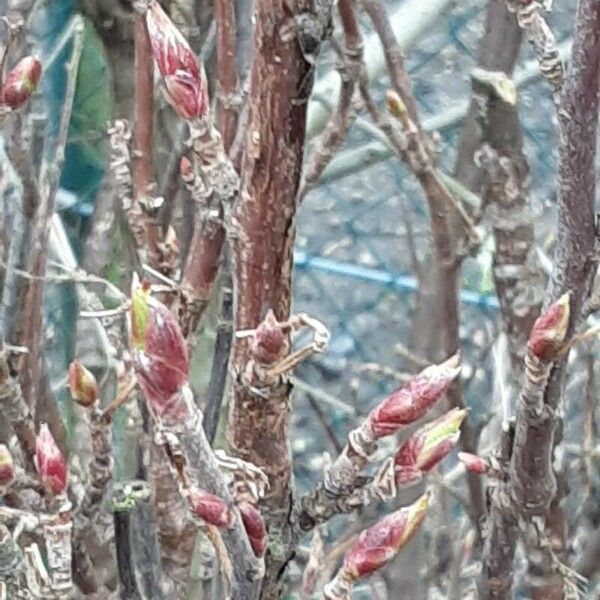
394 409 466 485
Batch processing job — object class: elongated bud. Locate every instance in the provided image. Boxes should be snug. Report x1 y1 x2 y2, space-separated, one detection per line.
1 56 42 110
130 278 189 417
251 310 287 364
146 0 209 119
189 488 233 528
343 493 429 579
368 354 461 438
0 445 14 486
394 409 466 485
458 452 489 475
385 90 407 119
528 292 570 360
35 424 67 495
68 361 99 407
238 502 268 557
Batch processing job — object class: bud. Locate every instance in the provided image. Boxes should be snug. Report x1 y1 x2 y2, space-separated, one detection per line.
237 502 268 556
368 354 461 438
458 452 489 475
251 310 287 365
146 0 209 119
68 361 99 407
1 56 42 110
394 409 466 485
180 155 193 179
35 424 67 495
528 292 570 360
343 493 429 579
130 279 189 417
189 488 233 528
0 445 14 486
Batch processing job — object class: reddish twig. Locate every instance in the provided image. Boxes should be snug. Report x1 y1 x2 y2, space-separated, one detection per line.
214 0 240 152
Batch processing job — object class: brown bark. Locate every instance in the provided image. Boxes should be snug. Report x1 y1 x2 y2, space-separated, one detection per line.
214 0 240 152
228 1 330 596
133 7 162 269
474 73 543 375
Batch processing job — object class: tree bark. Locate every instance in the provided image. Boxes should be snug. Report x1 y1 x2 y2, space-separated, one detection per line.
228 1 330 597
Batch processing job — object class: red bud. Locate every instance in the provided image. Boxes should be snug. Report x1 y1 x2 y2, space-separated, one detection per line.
368 354 461 438
458 452 490 475
528 293 570 360
35 424 67 495
180 155 193 178
344 494 429 579
189 488 233 528
146 0 209 119
1 56 42 110
251 310 287 364
68 361 99 407
394 409 466 485
238 502 268 557
0 445 14 486
130 279 189 418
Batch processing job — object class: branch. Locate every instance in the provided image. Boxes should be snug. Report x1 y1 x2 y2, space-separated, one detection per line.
472 69 544 377
228 1 333 594
298 0 363 200
214 0 240 152
479 5 600 589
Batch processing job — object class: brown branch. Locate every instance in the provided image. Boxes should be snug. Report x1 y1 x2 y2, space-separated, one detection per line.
0 350 35 471
360 0 419 124
177 120 238 339
132 1 162 270
298 0 362 200
228 3 333 595
472 70 544 376
214 0 240 152
15 21 83 451
478 2 600 596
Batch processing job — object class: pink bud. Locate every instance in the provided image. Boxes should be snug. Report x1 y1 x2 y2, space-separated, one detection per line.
528 293 570 360
1 56 42 110
238 502 268 557
189 488 233 528
146 0 209 119
35 424 67 495
0 445 14 486
394 409 466 485
68 361 99 407
344 493 429 579
368 354 461 438
130 279 189 418
458 452 489 475
180 156 193 178
251 310 287 365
